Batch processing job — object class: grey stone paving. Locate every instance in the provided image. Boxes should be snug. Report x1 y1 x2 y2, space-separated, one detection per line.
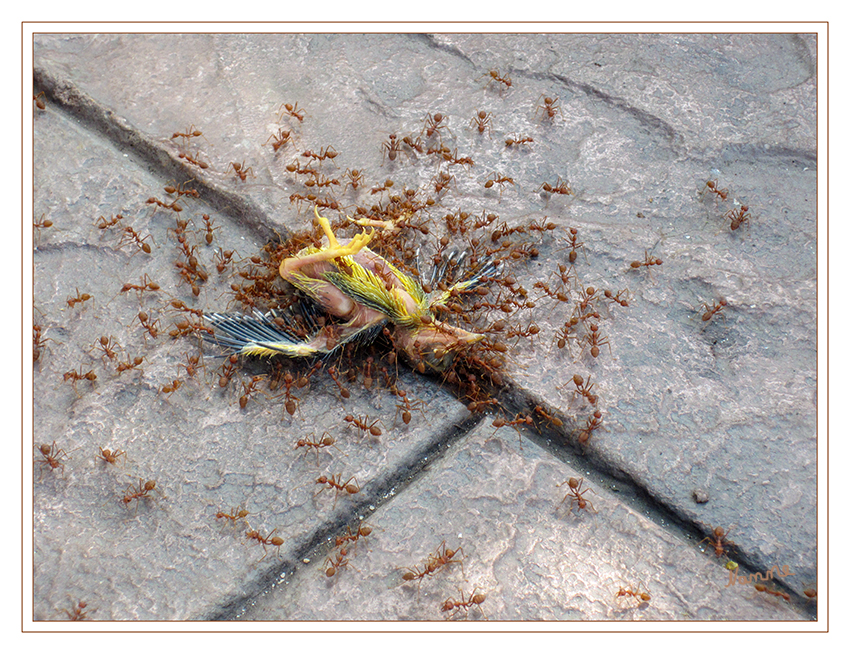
31 32 818 623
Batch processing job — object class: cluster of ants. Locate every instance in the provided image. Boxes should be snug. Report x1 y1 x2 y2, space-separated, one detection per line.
396 540 487 620
35 68 784 621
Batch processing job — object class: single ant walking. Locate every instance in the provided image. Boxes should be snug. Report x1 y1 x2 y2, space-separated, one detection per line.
701 526 734 557
344 414 383 437
36 441 68 475
246 528 284 560
441 588 487 620
469 110 492 136
557 477 597 514
535 95 560 119
294 432 340 464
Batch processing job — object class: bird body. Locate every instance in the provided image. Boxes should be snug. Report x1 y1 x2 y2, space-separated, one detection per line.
205 208 494 372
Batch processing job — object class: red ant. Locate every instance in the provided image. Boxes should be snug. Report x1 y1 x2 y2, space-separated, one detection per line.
327 366 351 399
238 375 265 409
116 355 145 375
216 506 250 523
278 102 305 122
119 274 160 296
564 227 585 264
603 289 630 308
582 323 610 359
615 582 651 607
177 151 209 170
97 447 126 465
394 388 424 425
92 335 120 362
535 95 560 119
484 174 515 200
343 168 365 192
170 125 204 145
137 311 160 341
334 522 373 550
505 134 533 147
34 92 46 110
295 432 340 464
536 177 573 196
218 354 239 388
34 214 53 230
164 181 200 199
725 205 751 231
94 214 124 230
62 367 97 395
146 196 183 213
323 550 351 578
470 110 492 136
36 441 68 475
160 378 183 398
700 298 727 323
422 112 451 140
265 128 293 152
703 179 729 201
629 250 663 270
344 414 383 437
121 478 158 509
441 588 487 620
701 526 734 557
557 477 597 513
66 288 92 309
381 134 403 164
62 600 93 621
33 323 54 362
754 583 790 602
246 528 284 560
578 410 604 444
570 374 598 405
213 248 235 274
226 161 255 182
315 473 360 506
481 69 512 90
119 226 153 254
492 414 534 434
534 405 563 428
